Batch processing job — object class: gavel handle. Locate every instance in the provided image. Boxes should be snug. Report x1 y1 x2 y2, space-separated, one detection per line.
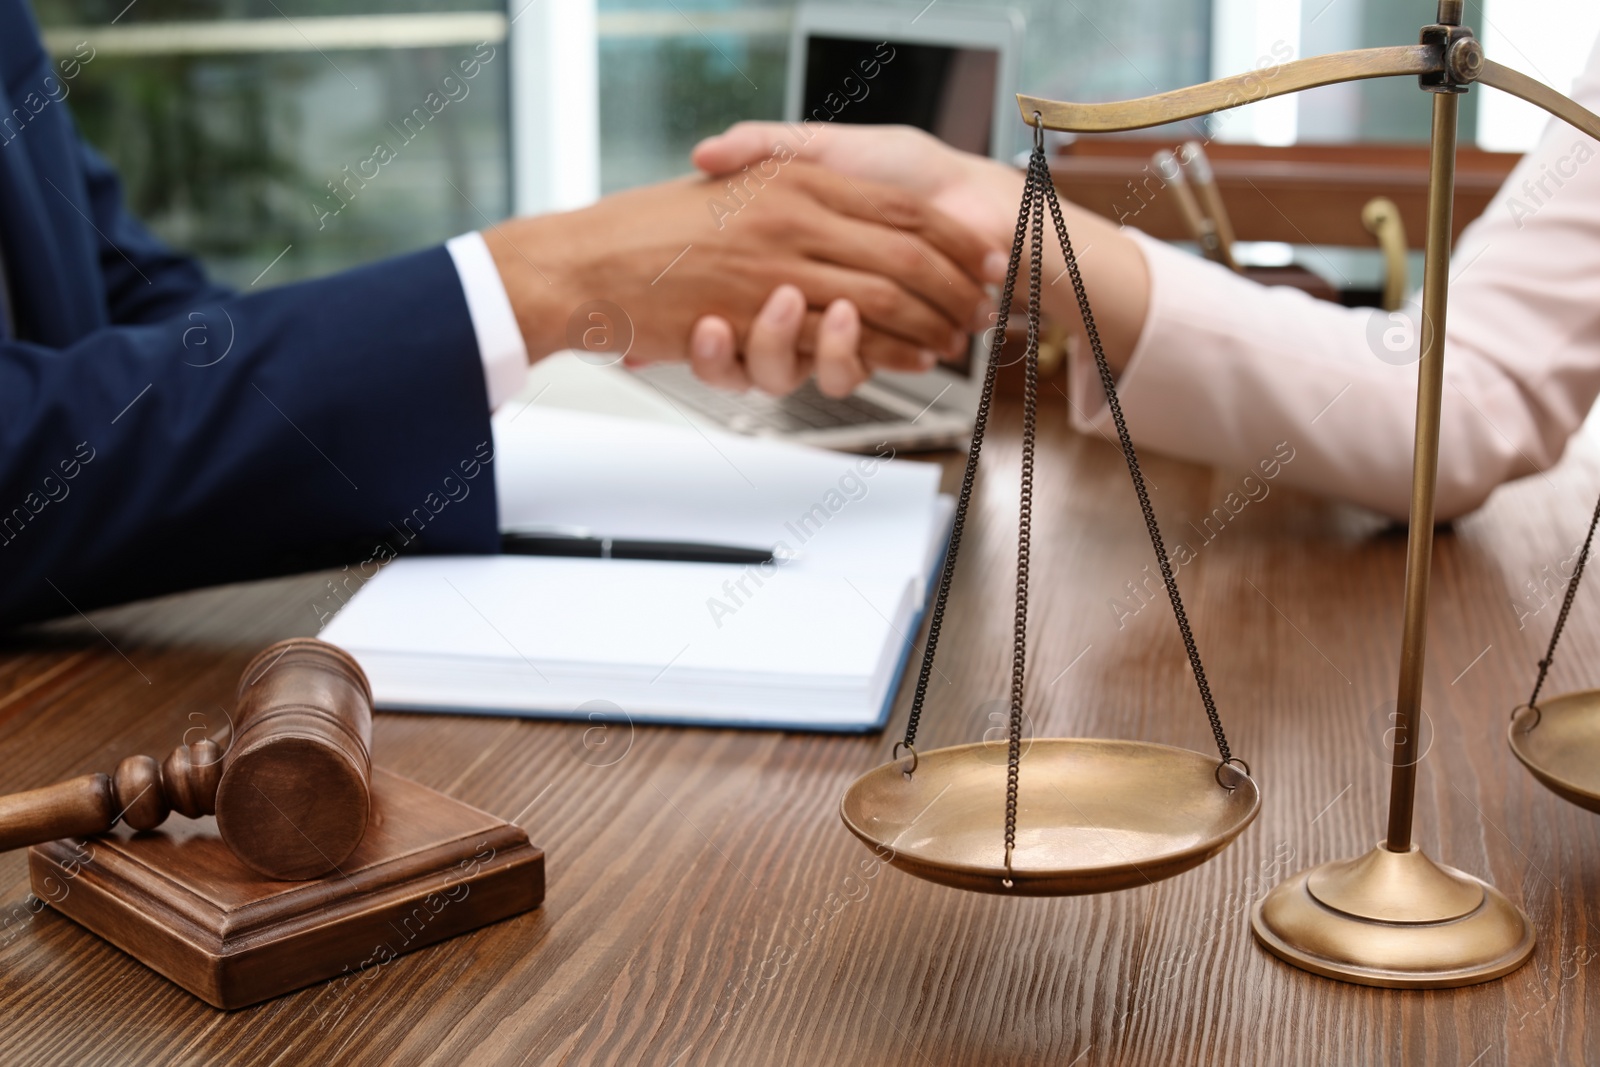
0 774 117 852
0 741 222 853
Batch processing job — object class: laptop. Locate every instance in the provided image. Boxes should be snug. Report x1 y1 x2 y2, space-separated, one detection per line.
636 2 1024 452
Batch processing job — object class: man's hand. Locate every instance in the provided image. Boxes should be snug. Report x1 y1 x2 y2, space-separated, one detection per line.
687 284 869 397
482 161 998 394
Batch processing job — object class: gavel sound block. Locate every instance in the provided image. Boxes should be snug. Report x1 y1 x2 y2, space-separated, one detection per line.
9 639 545 1009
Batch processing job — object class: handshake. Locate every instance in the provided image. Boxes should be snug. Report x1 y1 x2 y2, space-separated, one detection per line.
483 122 1031 399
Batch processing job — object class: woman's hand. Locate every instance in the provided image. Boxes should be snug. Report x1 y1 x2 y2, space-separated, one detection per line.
694 122 1025 249
688 121 1150 387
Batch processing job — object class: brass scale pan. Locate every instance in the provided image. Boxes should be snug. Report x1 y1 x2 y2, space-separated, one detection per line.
841 109 1263 897
842 740 1258 896
842 33 1600 894
1510 493 1600 814
1511 695 1600 816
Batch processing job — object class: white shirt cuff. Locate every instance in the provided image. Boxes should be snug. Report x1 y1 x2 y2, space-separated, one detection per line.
446 231 528 411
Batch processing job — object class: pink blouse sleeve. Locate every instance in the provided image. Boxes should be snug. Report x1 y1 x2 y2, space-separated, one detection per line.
1066 38 1600 520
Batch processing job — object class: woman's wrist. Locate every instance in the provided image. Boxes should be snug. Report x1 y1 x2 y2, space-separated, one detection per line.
968 158 1149 376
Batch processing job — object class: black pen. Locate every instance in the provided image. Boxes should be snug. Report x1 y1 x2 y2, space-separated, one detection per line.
500 530 777 565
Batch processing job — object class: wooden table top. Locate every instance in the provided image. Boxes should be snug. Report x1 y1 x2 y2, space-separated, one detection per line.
3 397 1600 1066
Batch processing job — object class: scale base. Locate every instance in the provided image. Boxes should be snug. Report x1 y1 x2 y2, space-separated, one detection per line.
1250 843 1534 988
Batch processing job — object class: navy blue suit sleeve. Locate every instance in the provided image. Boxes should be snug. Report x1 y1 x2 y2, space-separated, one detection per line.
0 5 230 342
0 246 502 626
80 140 234 326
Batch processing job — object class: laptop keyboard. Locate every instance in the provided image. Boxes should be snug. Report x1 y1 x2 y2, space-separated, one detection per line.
640 366 904 433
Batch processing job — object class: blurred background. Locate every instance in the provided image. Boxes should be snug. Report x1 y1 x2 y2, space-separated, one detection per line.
31 0 1600 289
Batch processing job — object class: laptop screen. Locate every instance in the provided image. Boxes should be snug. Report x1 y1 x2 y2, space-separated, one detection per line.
800 36 1000 157
801 34 1001 378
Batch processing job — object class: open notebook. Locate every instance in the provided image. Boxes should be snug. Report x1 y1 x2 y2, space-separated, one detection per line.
320 408 954 731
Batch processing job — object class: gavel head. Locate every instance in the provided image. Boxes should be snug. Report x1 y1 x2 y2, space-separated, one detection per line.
213 639 374 880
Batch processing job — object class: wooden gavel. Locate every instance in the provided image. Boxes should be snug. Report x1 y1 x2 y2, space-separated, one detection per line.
0 638 373 880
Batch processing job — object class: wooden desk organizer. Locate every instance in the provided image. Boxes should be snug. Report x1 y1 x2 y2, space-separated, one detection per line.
29 767 544 1010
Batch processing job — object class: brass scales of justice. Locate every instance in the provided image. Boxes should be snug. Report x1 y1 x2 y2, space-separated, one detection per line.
841 0 1600 989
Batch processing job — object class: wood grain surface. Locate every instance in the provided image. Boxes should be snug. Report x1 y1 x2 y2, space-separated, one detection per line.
2 398 1599 1065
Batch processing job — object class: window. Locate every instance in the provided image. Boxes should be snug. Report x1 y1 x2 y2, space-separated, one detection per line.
596 0 1213 192
1477 0 1600 152
37 0 1587 294
33 0 512 287
34 0 1219 285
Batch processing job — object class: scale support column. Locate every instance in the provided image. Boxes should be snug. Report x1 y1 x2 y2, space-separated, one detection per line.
1250 1 1535 988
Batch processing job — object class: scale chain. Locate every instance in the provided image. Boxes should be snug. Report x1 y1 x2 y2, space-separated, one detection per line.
1004 139 1048 875
897 134 1038 759
898 126 1242 880
1527 486 1600 710
1037 144 1235 769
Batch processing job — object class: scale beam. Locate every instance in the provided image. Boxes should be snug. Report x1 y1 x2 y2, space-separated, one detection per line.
1015 41 1600 148
1478 59 1600 143
1018 46 1440 134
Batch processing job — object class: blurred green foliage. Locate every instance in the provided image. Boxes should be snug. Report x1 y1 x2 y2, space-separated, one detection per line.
600 34 785 193
67 54 317 261
37 37 510 287
35 0 500 23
